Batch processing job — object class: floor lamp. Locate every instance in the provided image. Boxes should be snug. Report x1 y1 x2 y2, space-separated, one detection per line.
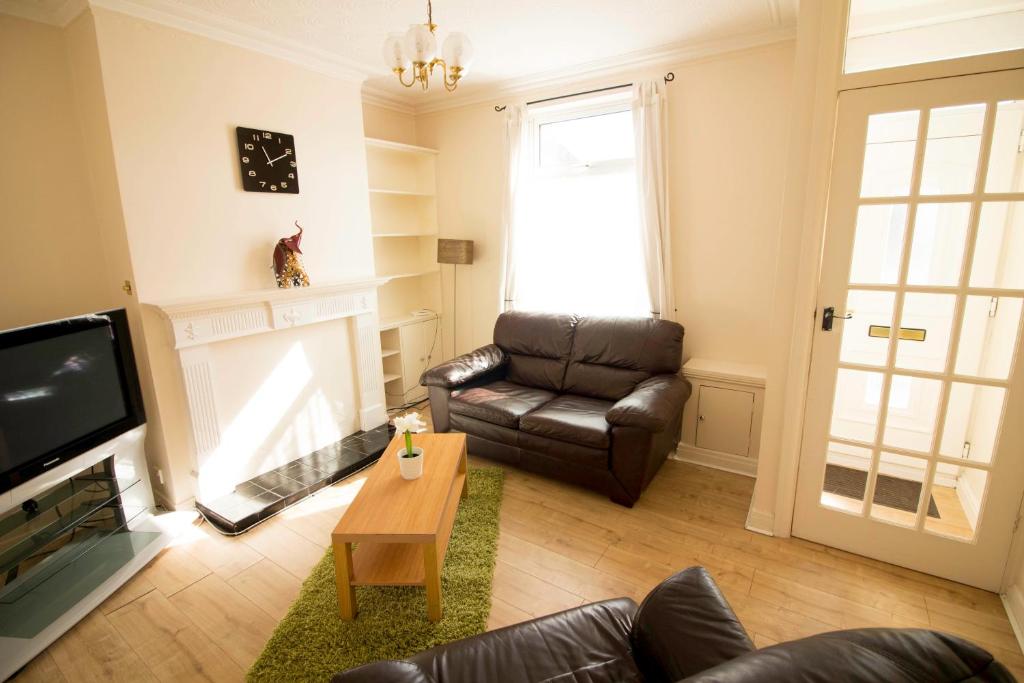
437 239 474 356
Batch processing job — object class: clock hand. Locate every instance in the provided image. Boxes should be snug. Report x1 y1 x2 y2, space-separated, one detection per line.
262 146 272 163
268 152 290 165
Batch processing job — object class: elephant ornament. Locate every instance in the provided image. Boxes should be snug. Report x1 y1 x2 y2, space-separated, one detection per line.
273 222 310 289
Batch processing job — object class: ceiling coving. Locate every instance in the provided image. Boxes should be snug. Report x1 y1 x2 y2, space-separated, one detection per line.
382 0 473 93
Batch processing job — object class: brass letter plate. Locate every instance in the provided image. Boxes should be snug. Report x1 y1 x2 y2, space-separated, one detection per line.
868 325 926 341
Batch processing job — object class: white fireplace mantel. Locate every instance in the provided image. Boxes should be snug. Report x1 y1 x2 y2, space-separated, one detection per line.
149 276 391 349
146 277 391 501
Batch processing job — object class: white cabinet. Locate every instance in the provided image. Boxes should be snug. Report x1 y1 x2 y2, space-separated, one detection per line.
381 314 439 409
677 359 766 477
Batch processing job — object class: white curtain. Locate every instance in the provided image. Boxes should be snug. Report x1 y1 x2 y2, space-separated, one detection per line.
499 104 529 313
632 80 675 320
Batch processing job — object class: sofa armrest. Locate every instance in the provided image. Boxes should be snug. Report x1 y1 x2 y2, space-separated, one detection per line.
419 344 508 389
332 660 436 683
606 374 690 432
631 567 753 683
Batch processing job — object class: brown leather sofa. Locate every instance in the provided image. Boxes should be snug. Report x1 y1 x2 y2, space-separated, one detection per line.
334 566 1013 683
420 311 691 507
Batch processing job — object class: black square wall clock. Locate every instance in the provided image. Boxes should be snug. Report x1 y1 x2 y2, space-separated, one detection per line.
236 126 299 194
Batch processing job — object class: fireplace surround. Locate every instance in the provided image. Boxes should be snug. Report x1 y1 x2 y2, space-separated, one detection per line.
148 277 391 505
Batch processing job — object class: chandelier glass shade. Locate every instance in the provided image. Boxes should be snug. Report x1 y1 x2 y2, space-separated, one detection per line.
381 1 473 92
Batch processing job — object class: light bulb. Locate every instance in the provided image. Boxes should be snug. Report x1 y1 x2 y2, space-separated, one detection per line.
442 32 473 71
381 33 408 70
403 23 436 65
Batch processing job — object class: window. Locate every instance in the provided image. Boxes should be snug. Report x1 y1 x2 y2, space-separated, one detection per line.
512 93 649 316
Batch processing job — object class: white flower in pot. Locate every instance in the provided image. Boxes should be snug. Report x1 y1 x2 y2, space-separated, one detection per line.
393 412 428 480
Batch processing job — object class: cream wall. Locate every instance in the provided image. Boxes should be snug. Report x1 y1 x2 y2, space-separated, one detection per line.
81 8 375 505
409 41 795 361
0 15 115 330
363 102 418 146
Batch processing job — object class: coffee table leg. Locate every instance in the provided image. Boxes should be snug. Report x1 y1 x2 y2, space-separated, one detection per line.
459 441 469 500
334 541 357 620
423 542 442 622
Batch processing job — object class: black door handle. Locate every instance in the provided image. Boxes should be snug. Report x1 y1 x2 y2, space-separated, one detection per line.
822 306 853 331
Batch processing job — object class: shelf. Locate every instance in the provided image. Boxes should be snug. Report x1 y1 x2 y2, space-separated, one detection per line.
365 138 439 155
0 504 148 606
0 477 141 575
379 312 439 331
381 348 400 358
383 373 402 384
0 522 162 640
369 188 435 197
381 269 440 281
372 231 438 238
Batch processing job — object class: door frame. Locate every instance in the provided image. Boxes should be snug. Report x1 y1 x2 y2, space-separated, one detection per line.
761 0 1024 570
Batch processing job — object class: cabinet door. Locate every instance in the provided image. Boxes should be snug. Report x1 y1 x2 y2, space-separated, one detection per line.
695 385 755 457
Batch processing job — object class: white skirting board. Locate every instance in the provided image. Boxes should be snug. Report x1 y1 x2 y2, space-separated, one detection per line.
1002 584 1024 654
745 507 775 536
672 443 758 478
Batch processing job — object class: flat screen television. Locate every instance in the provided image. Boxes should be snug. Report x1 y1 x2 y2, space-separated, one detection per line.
0 309 145 494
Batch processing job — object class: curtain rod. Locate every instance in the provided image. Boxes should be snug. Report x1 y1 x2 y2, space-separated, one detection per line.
527 83 631 107
494 72 674 112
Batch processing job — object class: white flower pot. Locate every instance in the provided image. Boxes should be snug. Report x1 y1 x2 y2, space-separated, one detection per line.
397 447 424 480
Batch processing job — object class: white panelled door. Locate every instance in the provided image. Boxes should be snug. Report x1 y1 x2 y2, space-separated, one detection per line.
792 69 1024 590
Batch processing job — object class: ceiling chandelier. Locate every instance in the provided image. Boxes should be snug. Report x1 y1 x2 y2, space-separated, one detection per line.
381 0 473 92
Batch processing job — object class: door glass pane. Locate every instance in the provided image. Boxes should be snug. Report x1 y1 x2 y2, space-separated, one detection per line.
841 290 894 366
955 295 1023 379
869 452 927 528
970 203 1024 290
939 383 1006 466
985 101 1024 193
821 441 871 514
831 369 884 443
920 104 986 196
894 292 956 372
882 375 942 452
849 204 907 284
907 203 970 286
860 111 919 198
925 464 987 542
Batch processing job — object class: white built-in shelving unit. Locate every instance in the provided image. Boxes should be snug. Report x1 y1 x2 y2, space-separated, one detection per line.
366 137 444 409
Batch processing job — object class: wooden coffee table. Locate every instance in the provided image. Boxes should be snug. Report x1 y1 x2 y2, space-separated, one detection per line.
332 432 468 622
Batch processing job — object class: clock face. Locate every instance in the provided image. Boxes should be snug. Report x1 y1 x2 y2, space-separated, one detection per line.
236 126 299 194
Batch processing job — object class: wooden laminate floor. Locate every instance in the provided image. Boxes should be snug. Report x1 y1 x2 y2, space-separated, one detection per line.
12 451 1024 681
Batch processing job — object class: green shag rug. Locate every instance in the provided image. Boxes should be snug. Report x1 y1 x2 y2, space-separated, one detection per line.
248 466 504 682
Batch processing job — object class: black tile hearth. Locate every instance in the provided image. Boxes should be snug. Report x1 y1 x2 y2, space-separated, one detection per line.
196 423 396 534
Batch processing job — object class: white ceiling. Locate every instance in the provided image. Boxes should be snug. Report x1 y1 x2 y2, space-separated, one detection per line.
168 0 796 88
3 0 799 107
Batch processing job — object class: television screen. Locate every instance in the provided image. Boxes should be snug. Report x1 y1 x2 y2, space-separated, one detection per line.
0 311 144 492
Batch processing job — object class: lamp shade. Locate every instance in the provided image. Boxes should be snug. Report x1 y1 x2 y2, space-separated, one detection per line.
403 23 436 65
442 32 474 71
437 239 474 265
382 33 408 70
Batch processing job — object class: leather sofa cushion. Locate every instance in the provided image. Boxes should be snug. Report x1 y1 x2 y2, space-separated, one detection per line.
631 567 752 683
520 395 614 449
680 628 1014 683
410 598 640 683
450 413 520 448
494 311 577 392
519 431 608 469
449 380 555 429
563 317 684 401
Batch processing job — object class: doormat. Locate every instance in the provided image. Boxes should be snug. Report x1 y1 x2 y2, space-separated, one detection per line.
824 464 940 518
